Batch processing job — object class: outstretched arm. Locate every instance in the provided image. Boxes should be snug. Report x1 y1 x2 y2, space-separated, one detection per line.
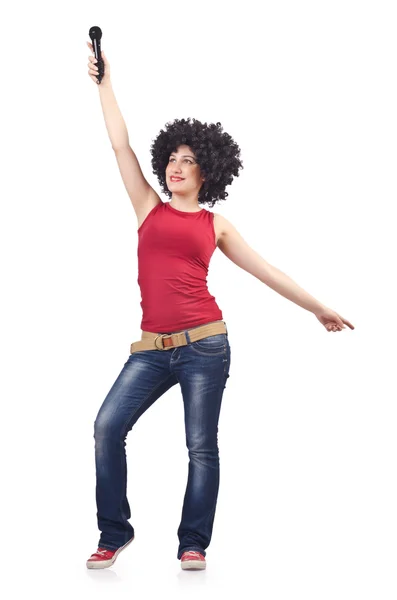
216 214 354 331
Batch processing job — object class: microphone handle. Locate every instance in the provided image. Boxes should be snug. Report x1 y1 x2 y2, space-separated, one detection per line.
93 37 105 83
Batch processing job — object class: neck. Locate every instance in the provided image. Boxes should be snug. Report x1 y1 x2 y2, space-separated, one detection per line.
170 192 201 212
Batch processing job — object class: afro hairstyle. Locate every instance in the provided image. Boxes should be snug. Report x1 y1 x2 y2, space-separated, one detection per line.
150 117 243 209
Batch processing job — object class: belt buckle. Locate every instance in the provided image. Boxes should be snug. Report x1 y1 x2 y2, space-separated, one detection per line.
154 334 170 350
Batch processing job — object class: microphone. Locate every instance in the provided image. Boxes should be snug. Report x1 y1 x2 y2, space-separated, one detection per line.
88 26 105 84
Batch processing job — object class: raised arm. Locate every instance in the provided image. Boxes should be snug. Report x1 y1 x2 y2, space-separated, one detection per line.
87 42 161 225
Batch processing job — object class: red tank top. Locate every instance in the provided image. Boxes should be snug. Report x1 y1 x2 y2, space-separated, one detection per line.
137 201 223 333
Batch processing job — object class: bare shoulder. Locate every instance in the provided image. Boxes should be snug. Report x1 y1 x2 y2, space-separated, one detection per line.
136 191 162 230
213 212 233 245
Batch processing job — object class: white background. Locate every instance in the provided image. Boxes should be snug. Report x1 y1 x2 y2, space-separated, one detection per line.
1 1 396 598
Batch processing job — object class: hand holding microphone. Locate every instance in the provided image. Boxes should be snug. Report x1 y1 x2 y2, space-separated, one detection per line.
87 26 110 86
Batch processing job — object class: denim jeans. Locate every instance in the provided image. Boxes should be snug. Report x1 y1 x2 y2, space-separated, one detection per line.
93 328 231 559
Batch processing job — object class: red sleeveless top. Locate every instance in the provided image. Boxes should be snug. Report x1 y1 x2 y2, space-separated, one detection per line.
137 201 223 333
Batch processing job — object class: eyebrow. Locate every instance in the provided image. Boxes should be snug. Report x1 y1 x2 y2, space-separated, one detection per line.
170 153 196 159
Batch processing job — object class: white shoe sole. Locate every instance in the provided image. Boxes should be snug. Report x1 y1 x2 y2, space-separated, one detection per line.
181 559 206 570
86 536 134 569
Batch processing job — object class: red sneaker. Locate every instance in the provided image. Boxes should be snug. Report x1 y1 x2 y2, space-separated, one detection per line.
180 550 206 570
86 536 134 569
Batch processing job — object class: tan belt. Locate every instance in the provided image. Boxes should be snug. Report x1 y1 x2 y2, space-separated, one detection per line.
130 320 228 353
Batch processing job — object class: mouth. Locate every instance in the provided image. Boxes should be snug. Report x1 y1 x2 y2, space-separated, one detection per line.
170 177 184 182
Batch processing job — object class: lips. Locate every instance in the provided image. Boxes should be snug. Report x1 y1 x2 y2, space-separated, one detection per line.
170 177 184 182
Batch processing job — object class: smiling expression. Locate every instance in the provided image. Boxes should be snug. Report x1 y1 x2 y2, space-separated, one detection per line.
165 145 205 192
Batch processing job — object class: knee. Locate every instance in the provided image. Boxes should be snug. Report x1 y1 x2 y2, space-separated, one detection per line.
186 429 218 451
93 413 120 440
187 435 219 459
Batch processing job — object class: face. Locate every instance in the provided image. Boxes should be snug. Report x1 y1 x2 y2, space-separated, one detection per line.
165 144 205 193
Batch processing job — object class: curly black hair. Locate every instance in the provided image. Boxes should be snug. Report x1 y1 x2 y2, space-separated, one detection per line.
150 117 243 209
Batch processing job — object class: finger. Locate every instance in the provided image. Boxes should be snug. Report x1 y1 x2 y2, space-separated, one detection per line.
334 315 345 328
341 317 354 330
88 67 99 77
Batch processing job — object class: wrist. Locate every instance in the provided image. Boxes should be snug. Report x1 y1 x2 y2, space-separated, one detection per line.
97 80 112 90
312 303 327 315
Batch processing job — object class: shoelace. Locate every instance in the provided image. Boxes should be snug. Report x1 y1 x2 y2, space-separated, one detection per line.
95 548 112 556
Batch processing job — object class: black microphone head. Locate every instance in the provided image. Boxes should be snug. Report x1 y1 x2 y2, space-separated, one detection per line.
89 26 102 41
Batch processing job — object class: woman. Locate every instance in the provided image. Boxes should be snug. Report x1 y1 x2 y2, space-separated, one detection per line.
85 43 354 571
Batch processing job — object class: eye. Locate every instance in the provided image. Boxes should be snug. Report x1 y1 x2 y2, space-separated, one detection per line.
169 157 194 164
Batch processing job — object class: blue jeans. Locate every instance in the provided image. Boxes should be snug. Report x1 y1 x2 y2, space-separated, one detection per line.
93 328 231 559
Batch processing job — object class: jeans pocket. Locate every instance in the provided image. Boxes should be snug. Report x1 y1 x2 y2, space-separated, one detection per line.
190 333 227 355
